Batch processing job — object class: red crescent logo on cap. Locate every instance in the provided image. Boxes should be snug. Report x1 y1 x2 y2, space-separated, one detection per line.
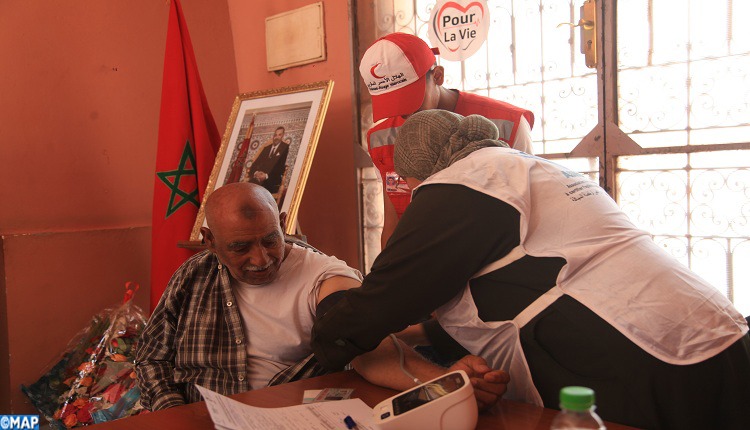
370 63 385 79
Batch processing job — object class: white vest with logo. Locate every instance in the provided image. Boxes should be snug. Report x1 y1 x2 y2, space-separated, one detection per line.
422 147 748 405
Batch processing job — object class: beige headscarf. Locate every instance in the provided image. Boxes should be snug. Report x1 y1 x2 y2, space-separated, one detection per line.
394 109 509 181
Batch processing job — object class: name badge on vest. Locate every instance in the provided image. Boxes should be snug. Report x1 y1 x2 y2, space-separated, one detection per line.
385 172 410 194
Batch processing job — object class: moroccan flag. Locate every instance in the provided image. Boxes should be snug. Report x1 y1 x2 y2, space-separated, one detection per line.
151 0 220 311
227 114 255 183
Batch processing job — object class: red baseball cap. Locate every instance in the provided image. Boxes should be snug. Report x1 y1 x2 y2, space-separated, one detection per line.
359 33 439 122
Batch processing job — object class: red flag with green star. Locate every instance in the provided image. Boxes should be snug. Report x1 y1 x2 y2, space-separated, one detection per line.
151 0 220 311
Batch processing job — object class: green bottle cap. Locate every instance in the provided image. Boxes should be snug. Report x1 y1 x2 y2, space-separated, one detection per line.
559 386 595 411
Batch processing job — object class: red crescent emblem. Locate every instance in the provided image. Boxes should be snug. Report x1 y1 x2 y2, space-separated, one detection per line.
370 63 385 79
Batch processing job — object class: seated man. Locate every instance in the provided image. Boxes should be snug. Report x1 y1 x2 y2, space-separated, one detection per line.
135 182 507 411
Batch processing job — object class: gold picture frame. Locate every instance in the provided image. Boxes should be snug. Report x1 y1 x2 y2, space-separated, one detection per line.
190 80 334 240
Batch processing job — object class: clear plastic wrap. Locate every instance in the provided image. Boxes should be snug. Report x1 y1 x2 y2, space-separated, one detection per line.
22 282 148 428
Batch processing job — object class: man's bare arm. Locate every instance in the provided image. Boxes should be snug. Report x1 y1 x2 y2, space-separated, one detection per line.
352 336 509 411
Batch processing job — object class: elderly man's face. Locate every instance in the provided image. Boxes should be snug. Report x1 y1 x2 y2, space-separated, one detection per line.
205 207 287 286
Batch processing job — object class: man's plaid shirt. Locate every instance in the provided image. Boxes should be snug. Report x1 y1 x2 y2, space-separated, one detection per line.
135 248 334 411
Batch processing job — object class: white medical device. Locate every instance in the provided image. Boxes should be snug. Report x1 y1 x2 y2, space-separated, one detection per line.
373 370 478 430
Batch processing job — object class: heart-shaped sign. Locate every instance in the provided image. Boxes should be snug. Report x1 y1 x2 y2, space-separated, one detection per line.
429 0 490 62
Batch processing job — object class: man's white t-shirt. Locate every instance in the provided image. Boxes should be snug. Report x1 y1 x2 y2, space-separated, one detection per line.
231 244 362 389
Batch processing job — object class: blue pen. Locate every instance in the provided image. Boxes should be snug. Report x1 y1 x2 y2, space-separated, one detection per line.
343 415 358 429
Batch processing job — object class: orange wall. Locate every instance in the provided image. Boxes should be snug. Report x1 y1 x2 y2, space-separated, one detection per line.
0 0 239 414
1 0 361 415
227 0 362 268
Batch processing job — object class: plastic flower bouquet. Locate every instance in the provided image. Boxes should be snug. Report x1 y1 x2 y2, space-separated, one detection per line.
22 282 148 428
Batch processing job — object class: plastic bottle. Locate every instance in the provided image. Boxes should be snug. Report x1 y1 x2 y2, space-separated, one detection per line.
550 386 606 430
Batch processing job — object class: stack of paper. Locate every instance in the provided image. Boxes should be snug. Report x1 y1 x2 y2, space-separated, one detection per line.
196 385 376 430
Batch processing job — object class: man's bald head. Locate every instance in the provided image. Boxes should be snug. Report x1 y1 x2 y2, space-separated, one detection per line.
205 182 278 227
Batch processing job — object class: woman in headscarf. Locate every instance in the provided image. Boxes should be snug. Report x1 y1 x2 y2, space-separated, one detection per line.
312 110 750 429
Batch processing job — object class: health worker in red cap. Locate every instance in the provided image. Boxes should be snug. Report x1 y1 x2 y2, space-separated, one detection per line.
360 32 535 249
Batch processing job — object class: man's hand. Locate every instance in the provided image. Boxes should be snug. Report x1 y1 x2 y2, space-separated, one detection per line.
253 171 268 182
448 355 509 411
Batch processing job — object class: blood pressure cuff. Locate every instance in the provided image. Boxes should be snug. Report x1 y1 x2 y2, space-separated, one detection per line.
317 293 468 367
316 290 347 318
312 293 379 371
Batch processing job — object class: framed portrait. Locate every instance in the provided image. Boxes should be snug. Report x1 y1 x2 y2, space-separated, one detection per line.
190 80 334 240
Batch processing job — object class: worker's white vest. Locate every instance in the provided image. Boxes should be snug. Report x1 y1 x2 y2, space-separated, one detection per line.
422 147 748 406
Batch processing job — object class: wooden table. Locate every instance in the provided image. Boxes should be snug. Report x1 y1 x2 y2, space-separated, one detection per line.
90 371 637 429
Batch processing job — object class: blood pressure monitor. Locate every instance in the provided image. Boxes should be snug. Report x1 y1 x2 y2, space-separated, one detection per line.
373 370 478 430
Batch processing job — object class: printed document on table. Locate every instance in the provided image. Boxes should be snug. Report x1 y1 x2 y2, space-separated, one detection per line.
196 384 377 430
